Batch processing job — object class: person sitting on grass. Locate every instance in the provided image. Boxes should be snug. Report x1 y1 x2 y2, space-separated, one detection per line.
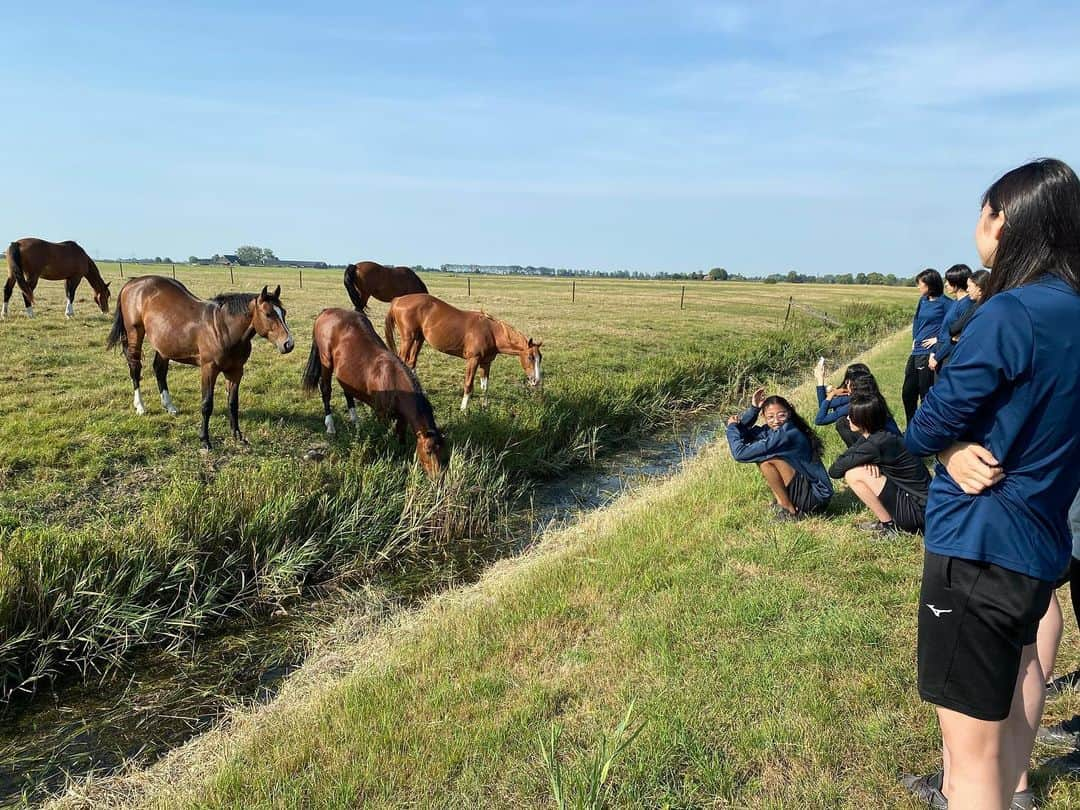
727 386 833 521
814 360 901 447
827 393 930 537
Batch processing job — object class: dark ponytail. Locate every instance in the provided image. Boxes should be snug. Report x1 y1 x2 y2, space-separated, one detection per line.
762 394 824 462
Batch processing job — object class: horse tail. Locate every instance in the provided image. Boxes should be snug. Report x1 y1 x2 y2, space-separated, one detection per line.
343 263 366 311
300 340 323 392
106 297 126 350
384 307 398 353
7 242 33 305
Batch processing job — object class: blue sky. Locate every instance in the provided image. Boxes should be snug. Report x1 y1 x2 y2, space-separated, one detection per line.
2 1 1078 275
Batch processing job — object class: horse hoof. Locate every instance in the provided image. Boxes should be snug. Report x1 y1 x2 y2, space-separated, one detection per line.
166 407 179 416
200 445 212 454
135 406 146 416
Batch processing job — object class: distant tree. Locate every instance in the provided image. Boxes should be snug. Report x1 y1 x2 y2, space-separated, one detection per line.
261 247 278 264
835 273 854 284
708 267 728 280
211 253 222 262
188 255 199 264
154 256 162 263
786 270 802 283
236 246 264 265
164 257 172 264
856 272 868 285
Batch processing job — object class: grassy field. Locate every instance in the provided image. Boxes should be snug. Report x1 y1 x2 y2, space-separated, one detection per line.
58 328 1080 810
0 267 913 702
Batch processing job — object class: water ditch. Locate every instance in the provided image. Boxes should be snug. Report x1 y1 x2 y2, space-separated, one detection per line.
0 413 725 807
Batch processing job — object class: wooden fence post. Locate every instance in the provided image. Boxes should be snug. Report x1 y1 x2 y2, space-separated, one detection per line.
299 269 303 289
572 280 576 302
467 277 471 297
230 265 235 284
784 296 793 325
118 261 124 278
171 264 176 278
680 285 685 310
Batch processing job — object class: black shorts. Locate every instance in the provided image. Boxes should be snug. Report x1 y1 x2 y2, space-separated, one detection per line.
918 550 1053 721
879 479 925 533
787 472 828 515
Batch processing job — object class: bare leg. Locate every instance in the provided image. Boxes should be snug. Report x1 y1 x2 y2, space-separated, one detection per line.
461 356 480 411
199 364 219 450
1037 592 1063 684
757 458 796 513
153 352 178 414
844 466 891 522
938 643 1042 809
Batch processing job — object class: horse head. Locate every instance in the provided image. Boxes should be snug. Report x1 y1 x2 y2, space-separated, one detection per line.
253 285 295 354
519 337 544 388
94 282 112 314
416 427 448 477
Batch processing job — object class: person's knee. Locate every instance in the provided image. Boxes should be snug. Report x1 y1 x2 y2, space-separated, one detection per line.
844 467 865 485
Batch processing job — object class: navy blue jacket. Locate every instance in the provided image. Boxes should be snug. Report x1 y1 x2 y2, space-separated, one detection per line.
727 406 834 503
911 295 949 356
815 386 902 435
906 275 1080 581
934 296 975 366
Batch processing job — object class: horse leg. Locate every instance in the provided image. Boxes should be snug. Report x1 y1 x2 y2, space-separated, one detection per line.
320 367 336 435
407 333 425 368
341 387 357 424
395 415 407 444
461 357 480 411
2 275 14 319
153 352 178 414
126 327 147 414
224 368 246 444
23 279 37 318
479 360 493 407
64 276 80 318
199 364 220 450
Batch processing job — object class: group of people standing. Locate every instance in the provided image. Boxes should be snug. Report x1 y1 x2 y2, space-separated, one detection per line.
726 158 1080 809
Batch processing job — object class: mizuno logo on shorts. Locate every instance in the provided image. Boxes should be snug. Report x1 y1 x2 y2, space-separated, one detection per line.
926 604 953 617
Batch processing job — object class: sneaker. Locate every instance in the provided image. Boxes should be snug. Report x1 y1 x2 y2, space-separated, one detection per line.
774 507 805 523
1036 714 1080 746
899 770 1037 809
857 518 882 531
1042 748 1080 777
899 771 947 809
1047 669 1080 696
865 521 901 539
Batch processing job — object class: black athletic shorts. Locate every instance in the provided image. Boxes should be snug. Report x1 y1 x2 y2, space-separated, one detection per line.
787 472 828 515
918 550 1053 721
879 479 925 534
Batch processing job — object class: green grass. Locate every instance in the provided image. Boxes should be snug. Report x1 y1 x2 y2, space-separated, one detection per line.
0 268 913 702
73 328 1080 810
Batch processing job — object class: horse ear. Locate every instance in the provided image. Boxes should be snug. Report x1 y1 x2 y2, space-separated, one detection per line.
535 340 543 347
528 337 535 347
273 285 281 298
105 282 112 289
260 285 268 299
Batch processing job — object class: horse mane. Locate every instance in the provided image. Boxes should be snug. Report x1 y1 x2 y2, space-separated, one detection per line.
211 292 257 315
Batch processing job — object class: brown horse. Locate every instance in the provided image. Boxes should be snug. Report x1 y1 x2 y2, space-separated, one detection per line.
343 261 427 311
106 276 295 449
4 238 111 319
384 293 543 411
301 308 447 476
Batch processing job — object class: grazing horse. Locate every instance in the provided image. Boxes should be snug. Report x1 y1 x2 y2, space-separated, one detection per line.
301 307 447 476
3 238 111 319
343 261 427 312
106 276 295 449
384 293 543 411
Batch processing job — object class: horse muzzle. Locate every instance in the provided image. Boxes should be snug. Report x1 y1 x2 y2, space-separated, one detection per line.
279 337 295 354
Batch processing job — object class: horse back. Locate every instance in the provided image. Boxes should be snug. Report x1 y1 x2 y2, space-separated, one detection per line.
11 237 91 280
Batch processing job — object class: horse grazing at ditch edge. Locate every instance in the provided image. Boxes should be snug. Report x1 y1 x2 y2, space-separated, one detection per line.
4 238 111 319
384 293 543 412
107 276 295 450
343 261 427 312
302 308 447 477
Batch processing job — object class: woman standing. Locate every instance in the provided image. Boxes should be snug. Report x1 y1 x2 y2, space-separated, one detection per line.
929 264 974 371
902 159 1080 810
902 268 948 422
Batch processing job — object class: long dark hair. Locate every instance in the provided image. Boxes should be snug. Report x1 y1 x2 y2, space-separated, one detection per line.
916 268 944 298
847 393 889 435
982 158 1080 298
944 263 973 293
841 362 871 389
969 268 991 292
761 394 824 462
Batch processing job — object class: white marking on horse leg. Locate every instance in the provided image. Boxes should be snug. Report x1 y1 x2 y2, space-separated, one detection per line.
480 377 488 393
460 393 470 411
161 390 179 415
65 299 74 318
25 306 34 318
348 407 357 423
134 388 146 415
325 414 336 434
1 302 8 318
